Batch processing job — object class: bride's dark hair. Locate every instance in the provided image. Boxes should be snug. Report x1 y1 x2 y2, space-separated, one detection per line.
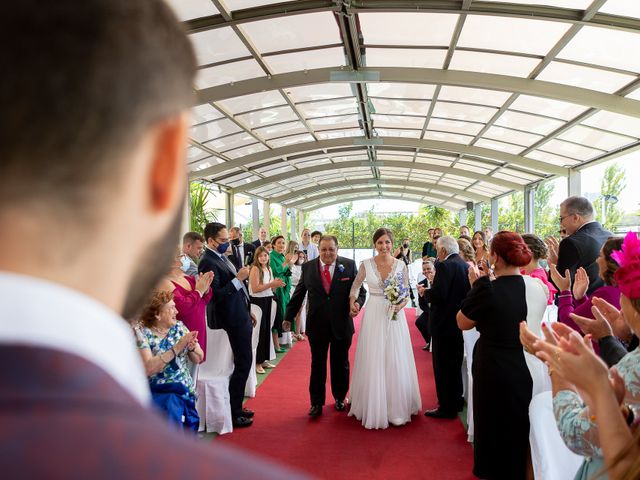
373 227 394 245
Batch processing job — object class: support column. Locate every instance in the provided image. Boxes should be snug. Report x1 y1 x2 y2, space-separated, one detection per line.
280 205 287 237
568 169 581 197
474 203 482 232
226 191 234 227
182 181 191 234
524 186 535 233
297 210 305 233
459 208 468 228
251 198 260 242
290 208 297 241
263 200 271 235
490 198 499 233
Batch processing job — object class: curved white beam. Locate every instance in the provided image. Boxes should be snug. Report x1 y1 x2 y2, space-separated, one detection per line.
299 193 452 213
191 136 565 180
232 159 524 193
195 67 640 120
270 178 492 205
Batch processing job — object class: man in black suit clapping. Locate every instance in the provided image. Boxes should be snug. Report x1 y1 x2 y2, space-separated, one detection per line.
424 236 470 419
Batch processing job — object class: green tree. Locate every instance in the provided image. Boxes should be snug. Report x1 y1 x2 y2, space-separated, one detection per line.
498 191 525 232
534 181 559 239
189 182 218 234
594 163 626 232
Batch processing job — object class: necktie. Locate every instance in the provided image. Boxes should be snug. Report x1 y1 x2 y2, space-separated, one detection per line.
322 263 332 294
223 254 249 301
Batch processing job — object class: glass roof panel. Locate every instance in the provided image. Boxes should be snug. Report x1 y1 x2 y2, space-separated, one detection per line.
297 98 359 117
483 125 543 146
474 138 525 155
557 125 636 150
217 90 286 115
438 86 511 107
192 104 224 124
166 0 218 21
190 27 250 66
191 118 242 142
372 114 426 129
627 89 640 101
495 110 565 135
537 61 635 93
541 139 603 160
581 111 640 138
428 118 484 136
449 51 539 77
422 131 474 145
268 133 315 148
359 13 459 46
206 132 256 151
254 121 309 140
375 128 421 138
599 0 640 17
526 150 580 167
367 83 436 99
317 128 364 140
558 26 640 73
236 105 298 128
432 101 498 123
458 15 571 56
370 98 430 116
227 0 298 10
225 143 269 159
481 0 592 9
307 114 360 128
509 94 588 120
286 83 354 103
186 146 211 163
492 171 535 185
265 47 346 74
365 48 446 69
241 12 341 53
196 59 265 89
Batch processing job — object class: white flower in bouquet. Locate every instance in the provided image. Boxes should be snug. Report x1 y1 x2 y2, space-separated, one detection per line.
383 272 409 320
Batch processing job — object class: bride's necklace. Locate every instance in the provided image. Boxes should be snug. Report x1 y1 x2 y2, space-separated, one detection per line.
151 325 170 337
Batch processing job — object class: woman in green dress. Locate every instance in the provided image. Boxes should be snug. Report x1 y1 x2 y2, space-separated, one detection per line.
270 236 298 351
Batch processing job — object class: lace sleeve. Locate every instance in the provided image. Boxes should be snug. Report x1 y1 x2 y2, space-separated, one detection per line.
553 390 602 457
350 262 366 299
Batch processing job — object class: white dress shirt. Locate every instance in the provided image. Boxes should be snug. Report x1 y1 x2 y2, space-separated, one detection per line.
237 243 245 266
0 271 150 404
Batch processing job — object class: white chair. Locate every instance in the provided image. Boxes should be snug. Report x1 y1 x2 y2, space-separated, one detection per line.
244 304 262 398
529 391 582 480
195 327 234 435
462 328 480 442
268 299 277 360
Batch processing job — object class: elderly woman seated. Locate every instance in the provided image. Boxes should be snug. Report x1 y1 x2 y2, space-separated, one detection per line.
135 290 204 432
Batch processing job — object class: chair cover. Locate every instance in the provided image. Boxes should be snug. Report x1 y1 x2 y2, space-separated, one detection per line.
244 304 262 398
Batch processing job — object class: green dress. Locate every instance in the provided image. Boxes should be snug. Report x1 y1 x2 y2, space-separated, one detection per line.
270 250 293 333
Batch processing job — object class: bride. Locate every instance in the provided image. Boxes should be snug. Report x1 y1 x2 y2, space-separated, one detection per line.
348 228 422 429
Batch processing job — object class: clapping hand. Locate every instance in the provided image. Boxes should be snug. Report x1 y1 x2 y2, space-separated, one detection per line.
236 266 250 281
187 331 199 351
417 284 425 297
572 267 589 301
196 271 214 295
176 331 198 352
271 278 286 289
591 297 633 341
548 263 571 292
545 237 560 265
570 307 612 340
468 264 481 285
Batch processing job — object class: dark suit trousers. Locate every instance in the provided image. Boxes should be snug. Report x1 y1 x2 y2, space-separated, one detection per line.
224 320 253 418
415 312 430 345
432 333 464 414
308 332 352 406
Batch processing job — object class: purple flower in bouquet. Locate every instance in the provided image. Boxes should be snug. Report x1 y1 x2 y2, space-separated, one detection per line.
383 272 409 320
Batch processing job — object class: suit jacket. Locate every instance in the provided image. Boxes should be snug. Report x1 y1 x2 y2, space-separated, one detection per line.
230 242 256 271
429 254 470 337
417 278 431 316
557 222 612 295
285 256 366 340
0 345 304 479
198 248 249 330
252 239 262 249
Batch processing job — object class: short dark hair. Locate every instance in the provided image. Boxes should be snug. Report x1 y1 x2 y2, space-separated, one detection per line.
311 231 322 238
183 232 204 245
319 235 339 247
0 0 196 218
204 222 227 243
561 196 594 218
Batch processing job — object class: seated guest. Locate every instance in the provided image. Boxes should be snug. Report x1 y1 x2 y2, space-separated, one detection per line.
249 246 285 374
550 237 622 340
311 230 322 245
136 290 204 432
252 227 268 248
457 231 548 479
416 259 435 350
472 230 490 267
299 228 319 261
422 228 437 258
521 233 640 480
457 238 475 268
180 231 204 277
521 233 557 305
158 250 213 362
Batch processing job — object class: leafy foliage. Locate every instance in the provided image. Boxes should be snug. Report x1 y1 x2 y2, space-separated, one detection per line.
189 182 217 234
594 163 626 232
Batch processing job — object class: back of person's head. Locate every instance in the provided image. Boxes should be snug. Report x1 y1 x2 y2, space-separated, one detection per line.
437 236 459 255
601 236 624 286
457 238 475 263
521 234 547 261
458 234 472 243
561 196 594 219
490 231 532 267
183 231 204 245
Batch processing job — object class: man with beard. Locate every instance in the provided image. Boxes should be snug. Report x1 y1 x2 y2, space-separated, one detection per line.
0 1 303 478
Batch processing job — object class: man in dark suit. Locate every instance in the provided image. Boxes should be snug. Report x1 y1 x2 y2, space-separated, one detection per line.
252 226 268 249
416 258 436 350
548 196 612 295
199 222 255 428
425 236 471 419
0 1 304 477
284 235 366 417
229 226 256 270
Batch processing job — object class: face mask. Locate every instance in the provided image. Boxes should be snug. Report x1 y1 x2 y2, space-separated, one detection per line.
231 238 240 246
216 242 230 254
403 243 409 248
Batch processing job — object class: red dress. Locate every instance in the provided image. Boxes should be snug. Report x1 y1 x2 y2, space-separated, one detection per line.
172 276 213 361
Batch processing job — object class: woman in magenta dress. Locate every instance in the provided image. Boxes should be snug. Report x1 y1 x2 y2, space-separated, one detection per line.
159 252 213 361
521 234 557 305
549 236 622 338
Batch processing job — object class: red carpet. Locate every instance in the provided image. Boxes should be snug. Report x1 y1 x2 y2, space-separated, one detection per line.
218 308 475 479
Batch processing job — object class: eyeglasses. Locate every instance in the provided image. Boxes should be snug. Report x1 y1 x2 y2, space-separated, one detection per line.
559 214 572 224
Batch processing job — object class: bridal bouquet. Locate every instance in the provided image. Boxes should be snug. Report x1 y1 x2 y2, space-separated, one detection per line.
383 272 409 321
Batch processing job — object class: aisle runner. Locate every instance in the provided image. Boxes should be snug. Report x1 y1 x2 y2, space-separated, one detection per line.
218 308 474 480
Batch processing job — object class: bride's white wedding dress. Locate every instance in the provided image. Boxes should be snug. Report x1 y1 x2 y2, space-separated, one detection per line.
348 257 422 429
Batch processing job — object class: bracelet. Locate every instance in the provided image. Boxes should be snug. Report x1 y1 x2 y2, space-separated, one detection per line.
557 293 573 298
